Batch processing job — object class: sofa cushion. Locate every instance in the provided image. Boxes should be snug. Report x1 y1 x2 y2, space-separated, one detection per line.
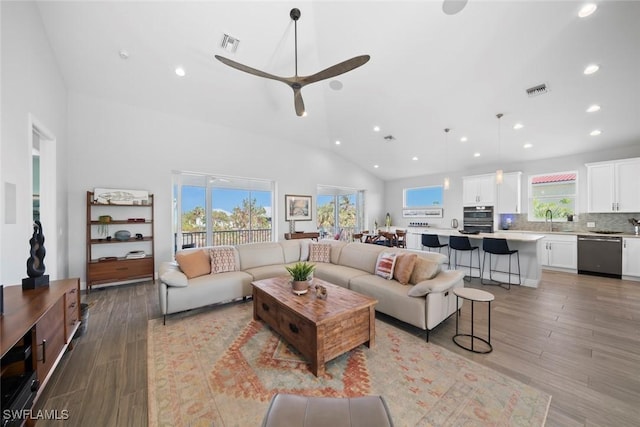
244 264 291 281
175 249 211 279
350 274 428 330
338 243 384 274
210 246 238 273
160 269 188 287
408 269 465 297
237 242 285 270
409 257 440 284
299 239 311 261
280 240 302 264
309 242 332 263
393 253 417 285
375 252 397 280
313 263 369 288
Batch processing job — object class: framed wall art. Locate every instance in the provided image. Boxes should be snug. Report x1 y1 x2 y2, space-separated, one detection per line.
285 194 312 221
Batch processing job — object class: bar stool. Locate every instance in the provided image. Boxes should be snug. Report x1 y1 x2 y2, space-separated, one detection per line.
449 235 481 281
481 237 520 290
421 234 448 254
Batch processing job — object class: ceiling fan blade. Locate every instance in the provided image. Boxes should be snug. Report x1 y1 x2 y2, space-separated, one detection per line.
215 55 289 84
293 87 306 117
301 55 370 85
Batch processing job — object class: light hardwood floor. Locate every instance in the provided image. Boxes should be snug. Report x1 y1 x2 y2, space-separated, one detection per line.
33 270 640 426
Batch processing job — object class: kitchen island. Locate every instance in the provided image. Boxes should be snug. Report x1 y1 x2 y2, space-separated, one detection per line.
407 229 545 287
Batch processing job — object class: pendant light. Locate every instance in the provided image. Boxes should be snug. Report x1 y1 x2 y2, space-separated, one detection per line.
443 128 451 190
496 113 504 184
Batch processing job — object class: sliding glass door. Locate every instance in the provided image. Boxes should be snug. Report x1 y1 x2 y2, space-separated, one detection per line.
173 173 274 253
317 186 364 240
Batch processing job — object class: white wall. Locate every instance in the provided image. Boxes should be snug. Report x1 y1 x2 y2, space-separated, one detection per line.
384 144 640 229
66 92 384 288
0 1 68 285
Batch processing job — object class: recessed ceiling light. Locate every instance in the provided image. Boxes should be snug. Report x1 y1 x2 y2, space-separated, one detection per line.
473 152 481 157
302 111 308 117
374 164 379 169
118 50 129 60
513 123 524 130
523 143 533 149
584 64 600 75
221 34 240 53
578 3 597 18
460 137 468 142
412 156 418 161
586 104 601 113
335 140 341 145
175 67 186 77
373 126 380 132
590 129 602 136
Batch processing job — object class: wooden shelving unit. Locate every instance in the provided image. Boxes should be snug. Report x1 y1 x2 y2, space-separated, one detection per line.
85 191 154 292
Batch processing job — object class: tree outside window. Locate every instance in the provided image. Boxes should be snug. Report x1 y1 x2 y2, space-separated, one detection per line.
528 172 577 221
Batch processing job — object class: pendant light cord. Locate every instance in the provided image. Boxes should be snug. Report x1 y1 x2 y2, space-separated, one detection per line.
294 19 298 77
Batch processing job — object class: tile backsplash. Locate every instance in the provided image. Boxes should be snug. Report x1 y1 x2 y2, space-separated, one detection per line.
498 213 640 234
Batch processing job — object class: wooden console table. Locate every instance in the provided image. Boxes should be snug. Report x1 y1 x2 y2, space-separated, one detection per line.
284 232 319 241
1 278 81 416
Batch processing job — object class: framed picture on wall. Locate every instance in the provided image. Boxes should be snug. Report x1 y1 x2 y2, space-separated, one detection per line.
285 194 312 221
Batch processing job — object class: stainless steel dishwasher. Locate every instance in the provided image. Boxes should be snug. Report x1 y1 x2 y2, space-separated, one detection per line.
577 234 623 278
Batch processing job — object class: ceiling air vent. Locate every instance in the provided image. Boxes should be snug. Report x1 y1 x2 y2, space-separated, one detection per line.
526 83 549 97
221 34 240 53
383 135 396 142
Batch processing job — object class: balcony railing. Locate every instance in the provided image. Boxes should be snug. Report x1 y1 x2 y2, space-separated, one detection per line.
176 228 273 250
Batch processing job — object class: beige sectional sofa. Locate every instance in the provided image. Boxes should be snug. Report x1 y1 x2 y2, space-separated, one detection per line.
158 240 465 340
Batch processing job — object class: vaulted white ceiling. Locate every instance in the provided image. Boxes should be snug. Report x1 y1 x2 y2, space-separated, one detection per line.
36 1 640 180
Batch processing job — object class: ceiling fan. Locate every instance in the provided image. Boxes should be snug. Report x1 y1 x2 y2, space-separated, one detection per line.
214 8 370 117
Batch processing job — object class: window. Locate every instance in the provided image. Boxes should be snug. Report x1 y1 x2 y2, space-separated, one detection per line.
528 171 577 221
316 186 364 240
173 172 274 252
403 185 443 208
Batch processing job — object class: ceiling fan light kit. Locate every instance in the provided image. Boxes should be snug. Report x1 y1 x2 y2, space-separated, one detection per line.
214 8 370 116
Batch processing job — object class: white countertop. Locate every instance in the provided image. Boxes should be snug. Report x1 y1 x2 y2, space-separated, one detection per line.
408 228 544 242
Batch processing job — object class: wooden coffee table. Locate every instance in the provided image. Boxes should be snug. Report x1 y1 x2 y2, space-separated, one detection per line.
252 276 377 377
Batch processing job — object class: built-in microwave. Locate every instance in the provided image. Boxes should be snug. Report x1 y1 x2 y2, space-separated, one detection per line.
463 206 494 233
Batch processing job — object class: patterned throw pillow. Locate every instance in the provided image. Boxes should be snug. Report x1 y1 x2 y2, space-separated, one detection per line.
175 249 211 279
375 252 398 280
210 246 237 273
393 253 417 285
309 243 332 263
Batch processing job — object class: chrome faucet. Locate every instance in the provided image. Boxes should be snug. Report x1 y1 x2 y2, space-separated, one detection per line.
545 209 553 232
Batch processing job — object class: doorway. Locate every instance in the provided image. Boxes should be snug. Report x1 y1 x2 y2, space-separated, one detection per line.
29 114 57 279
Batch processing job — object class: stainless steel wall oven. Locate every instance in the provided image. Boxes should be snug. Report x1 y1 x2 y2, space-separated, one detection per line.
463 206 494 233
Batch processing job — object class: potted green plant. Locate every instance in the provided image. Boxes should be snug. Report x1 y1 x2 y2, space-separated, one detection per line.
285 261 315 295
98 215 112 239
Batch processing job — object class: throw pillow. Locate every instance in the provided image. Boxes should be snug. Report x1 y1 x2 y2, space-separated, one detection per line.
210 246 237 273
393 253 417 285
375 252 398 280
409 257 440 284
175 249 211 279
309 242 332 263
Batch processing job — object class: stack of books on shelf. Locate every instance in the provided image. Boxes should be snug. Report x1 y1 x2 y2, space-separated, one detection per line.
125 250 146 259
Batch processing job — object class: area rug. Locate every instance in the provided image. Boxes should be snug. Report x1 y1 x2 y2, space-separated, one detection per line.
148 302 550 426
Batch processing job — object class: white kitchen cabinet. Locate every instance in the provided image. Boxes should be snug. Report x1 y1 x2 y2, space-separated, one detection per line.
538 234 577 270
622 237 640 277
586 158 640 212
497 171 522 214
407 231 422 250
463 174 496 206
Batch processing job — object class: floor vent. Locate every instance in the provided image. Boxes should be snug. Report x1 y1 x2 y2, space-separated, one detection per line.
526 83 549 97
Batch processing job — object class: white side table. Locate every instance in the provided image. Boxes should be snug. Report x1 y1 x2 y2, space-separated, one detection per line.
453 288 495 354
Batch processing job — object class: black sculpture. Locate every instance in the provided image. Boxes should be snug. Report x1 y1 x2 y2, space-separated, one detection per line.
23 220 49 289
